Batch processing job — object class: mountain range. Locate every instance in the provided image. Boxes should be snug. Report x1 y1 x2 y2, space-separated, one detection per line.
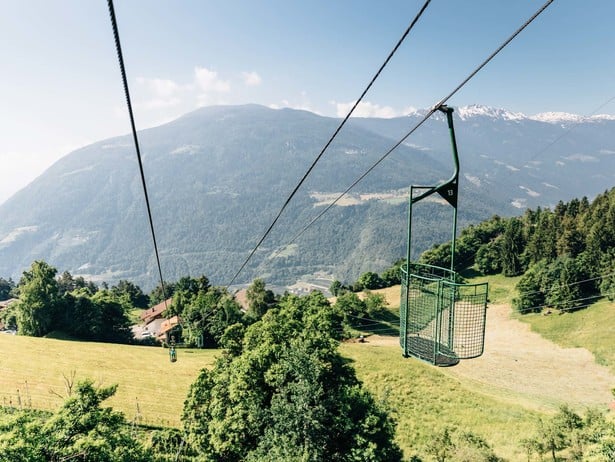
0 104 613 290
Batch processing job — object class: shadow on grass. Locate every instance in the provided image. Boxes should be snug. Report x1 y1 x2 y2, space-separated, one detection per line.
459 267 483 279
349 309 400 337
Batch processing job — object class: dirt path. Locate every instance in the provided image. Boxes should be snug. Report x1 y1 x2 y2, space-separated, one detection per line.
368 304 615 411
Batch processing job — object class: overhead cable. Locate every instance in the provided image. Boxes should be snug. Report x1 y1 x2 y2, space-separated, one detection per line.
225 0 433 287
107 0 168 307
272 0 555 254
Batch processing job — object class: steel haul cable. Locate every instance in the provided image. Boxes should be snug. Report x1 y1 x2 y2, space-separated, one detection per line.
226 0 433 288
272 0 555 257
107 0 168 308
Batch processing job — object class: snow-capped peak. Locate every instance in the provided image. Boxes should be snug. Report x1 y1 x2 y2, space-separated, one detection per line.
529 112 615 124
456 104 526 121
528 112 584 123
404 104 615 124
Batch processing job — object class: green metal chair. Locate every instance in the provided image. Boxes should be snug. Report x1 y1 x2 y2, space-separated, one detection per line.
399 106 488 366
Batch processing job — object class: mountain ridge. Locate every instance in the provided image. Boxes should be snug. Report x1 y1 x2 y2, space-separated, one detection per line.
1 104 614 289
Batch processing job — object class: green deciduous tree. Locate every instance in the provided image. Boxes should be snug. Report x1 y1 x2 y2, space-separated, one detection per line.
521 405 609 462
0 380 150 461
15 261 60 337
330 279 344 296
246 278 275 319
111 279 148 309
355 271 384 291
513 261 547 314
380 259 404 287
0 277 15 301
182 291 402 461
425 427 503 462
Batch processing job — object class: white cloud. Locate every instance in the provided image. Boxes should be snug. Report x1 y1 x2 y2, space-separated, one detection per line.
332 100 399 118
565 153 598 162
135 77 184 109
520 185 540 197
193 67 231 107
194 67 231 93
511 198 527 209
241 71 262 86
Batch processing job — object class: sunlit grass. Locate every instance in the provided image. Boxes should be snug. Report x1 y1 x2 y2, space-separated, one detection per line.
466 272 521 305
519 298 615 374
341 342 539 461
0 334 217 427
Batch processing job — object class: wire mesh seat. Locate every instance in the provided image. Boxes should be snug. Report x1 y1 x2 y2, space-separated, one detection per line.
400 263 488 366
398 106 488 366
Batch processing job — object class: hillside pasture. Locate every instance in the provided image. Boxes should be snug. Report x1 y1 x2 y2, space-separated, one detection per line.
368 283 615 408
0 335 217 427
1 281 614 459
519 297 615 373
341 341 539 460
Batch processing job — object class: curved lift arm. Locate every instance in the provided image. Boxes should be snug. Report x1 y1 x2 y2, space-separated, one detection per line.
405 105 460 275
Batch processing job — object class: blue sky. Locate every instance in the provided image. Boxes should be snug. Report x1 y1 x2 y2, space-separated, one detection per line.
1 0 614 203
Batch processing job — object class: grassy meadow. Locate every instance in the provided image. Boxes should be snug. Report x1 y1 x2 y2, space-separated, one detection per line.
1 277 612 460
0 334 217 427
518 298 615 374
0 330 540 460
463 270 615 374
341 341 539 460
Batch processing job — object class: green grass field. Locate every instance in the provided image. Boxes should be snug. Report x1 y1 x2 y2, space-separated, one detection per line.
0 331 539 460
1 277 612 460
0 334 217 427
518 298 615 374
464 272 521 305
341 342 539 460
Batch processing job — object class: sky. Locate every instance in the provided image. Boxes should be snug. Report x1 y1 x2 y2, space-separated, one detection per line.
1 0 614 204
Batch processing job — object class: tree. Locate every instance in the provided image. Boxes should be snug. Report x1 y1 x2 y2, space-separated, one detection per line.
330 279 344 296
0 277 15 301
426 427 503 462
599 251 615 301
182 288 242 348
475 238 502 275
90 290 132 342
419 242 452 269
182 291 402 461
380 259 404 287
111 279 148 309
521 405 609 462
500 218 525 277
57 271 97 297
364 291 386 316
149 281 176 305
57 289 131 343
544 257 585 312
334 291 369 327
246 278 275 319
15 261 60 336
513 261 547 314
355 271 384 291
0 380 150 461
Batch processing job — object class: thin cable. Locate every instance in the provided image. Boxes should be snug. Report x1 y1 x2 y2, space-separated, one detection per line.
107 0 168 309
226 0 433 287
515 289 615 313
270 0 555 256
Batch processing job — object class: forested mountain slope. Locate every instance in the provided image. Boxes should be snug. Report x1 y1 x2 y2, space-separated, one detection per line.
1 104 613 289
